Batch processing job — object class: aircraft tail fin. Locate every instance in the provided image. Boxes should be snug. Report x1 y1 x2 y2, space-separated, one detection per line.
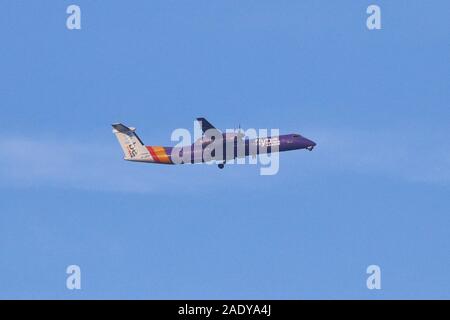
112 123 151 161
196 117 222 136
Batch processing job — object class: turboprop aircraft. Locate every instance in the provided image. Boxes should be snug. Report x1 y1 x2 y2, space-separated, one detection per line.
112 118 316 169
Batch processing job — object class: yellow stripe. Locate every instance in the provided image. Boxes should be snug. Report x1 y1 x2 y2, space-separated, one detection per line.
152 146 171 164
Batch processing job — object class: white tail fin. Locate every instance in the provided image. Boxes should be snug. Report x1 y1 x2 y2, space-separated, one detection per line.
112 123 151 161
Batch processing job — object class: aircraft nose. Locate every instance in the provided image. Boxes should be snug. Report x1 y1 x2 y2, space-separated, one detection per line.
303 137 316 151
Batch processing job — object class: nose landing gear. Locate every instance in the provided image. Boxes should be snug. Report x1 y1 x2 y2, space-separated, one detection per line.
218 163 225 169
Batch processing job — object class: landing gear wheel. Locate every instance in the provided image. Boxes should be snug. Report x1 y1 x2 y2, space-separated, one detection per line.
218 163 225 169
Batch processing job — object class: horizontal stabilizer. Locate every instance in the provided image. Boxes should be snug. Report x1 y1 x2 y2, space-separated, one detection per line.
112 123 133 133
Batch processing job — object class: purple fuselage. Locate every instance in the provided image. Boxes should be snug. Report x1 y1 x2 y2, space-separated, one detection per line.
162 134 316 164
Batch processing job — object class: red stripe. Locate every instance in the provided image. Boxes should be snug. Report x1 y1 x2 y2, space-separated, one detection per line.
146 146 160 162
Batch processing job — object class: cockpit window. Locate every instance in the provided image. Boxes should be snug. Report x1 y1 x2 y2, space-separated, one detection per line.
292 134 301 138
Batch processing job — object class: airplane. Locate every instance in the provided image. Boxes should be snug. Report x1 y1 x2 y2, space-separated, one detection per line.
112 117 316 169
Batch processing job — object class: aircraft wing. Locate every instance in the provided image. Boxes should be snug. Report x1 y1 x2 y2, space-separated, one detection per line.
196 118 222 136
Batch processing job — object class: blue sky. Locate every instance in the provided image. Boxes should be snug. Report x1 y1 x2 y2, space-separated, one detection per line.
0 1 449 299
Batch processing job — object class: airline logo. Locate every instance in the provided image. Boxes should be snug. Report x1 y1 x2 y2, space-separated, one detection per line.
256 137 280 147
127 142 138 158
